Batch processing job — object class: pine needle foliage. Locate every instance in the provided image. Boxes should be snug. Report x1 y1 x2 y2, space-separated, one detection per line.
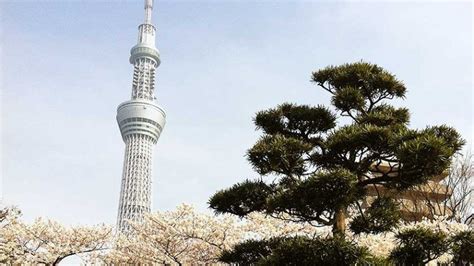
220 236 370 266
450 230 474 265
389 227 449 265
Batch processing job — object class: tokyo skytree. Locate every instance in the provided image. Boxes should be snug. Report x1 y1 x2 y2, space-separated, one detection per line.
116 0 165 233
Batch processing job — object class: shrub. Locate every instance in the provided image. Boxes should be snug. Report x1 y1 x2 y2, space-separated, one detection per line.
220 236 370 265
389 227 448 265
450 230 474 265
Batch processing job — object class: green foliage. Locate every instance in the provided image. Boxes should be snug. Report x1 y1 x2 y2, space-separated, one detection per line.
247 134 313 176
332 86 366 113
322 124 397 173
220 236 370 266
350 197 401 234
312 62 407 112
209 61 464 241
357 104 410 127
424 125 465 152
450 230 474 265
208 180 273 217
395 126 465 189
389 227 449 265
266 169 362 222
219 239 279 265
254 103 336 140
363 256 393 266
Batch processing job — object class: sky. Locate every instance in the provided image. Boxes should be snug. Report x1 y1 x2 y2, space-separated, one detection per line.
0 0 472 226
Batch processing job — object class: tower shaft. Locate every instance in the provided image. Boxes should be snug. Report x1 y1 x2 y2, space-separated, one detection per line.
117 135 154 230
116 0 165 233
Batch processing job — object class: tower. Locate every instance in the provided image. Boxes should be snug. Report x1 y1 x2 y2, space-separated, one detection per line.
116 0 165 233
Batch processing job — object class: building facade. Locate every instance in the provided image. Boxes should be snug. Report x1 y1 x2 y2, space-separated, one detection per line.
364 164 452 221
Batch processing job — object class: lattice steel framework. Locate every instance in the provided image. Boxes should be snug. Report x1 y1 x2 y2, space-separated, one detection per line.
116 0 166 233
131 57 157 100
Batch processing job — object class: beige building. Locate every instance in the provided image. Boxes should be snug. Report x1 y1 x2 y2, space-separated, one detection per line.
364 164 452 221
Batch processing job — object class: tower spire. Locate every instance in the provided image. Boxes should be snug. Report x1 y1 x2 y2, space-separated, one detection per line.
144 0 153 24
129 0 160 100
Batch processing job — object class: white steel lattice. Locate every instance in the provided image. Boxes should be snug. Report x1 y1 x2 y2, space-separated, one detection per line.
131 57 157 101
117 134 155 232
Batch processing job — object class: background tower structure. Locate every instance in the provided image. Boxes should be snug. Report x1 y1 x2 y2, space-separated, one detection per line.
116 0 165 233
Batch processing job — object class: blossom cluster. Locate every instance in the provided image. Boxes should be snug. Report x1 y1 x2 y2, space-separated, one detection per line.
0 206 112 265
351 217 470 264
1 205 470 265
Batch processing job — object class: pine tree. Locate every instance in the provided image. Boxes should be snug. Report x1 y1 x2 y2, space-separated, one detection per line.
209 62 464 263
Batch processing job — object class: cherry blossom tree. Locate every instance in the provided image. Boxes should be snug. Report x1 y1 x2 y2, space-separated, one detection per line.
101 204 332 265
0 207 112 265
0 206 24 264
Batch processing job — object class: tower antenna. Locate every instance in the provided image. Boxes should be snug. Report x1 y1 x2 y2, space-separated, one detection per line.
144 0 153 24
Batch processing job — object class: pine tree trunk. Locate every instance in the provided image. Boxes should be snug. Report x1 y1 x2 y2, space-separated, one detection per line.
333 208 346 236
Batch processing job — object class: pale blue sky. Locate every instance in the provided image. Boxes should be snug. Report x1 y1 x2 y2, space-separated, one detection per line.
1 1 472 225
